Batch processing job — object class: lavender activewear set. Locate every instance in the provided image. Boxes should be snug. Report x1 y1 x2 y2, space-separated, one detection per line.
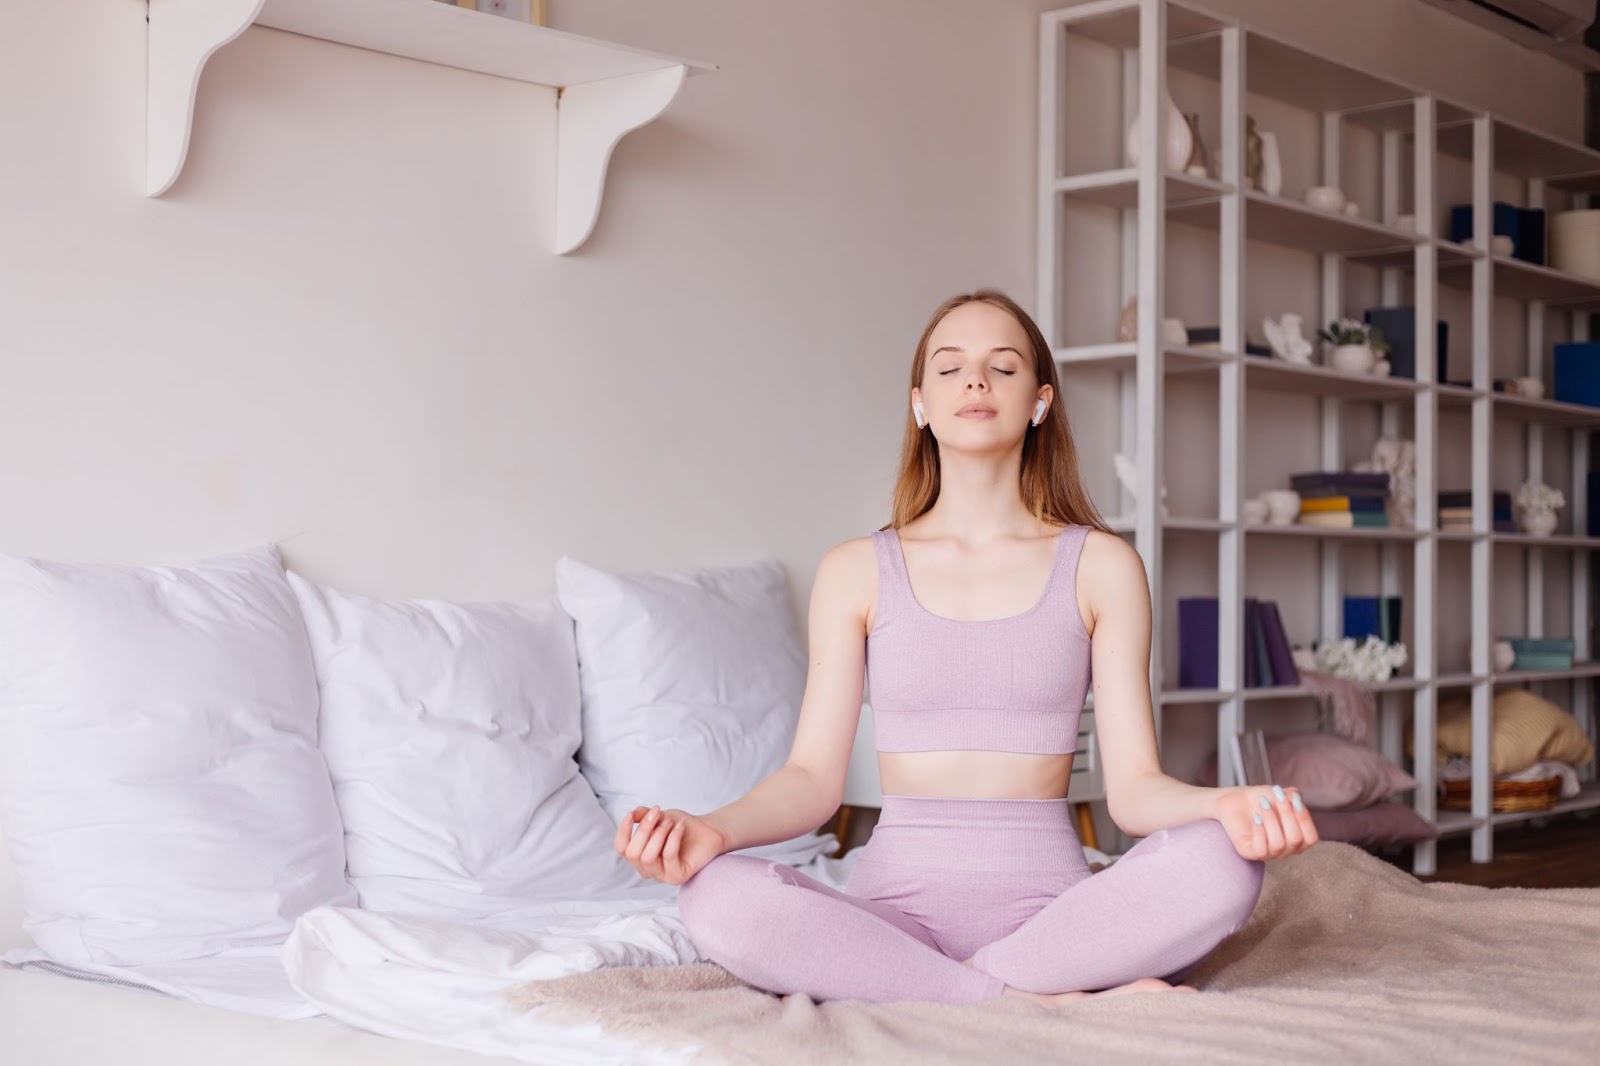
676 524 1264 1003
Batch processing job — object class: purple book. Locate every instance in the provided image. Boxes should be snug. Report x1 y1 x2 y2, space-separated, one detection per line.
1178 597 1218 690
1243 598 1260 687
1262 601 1300 687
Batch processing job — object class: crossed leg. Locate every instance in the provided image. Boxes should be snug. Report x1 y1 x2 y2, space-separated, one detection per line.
966 818 1265 993
676 818 1263 1005
676 852 1006 1004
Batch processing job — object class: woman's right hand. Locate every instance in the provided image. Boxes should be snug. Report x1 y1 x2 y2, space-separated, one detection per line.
614 804 729 885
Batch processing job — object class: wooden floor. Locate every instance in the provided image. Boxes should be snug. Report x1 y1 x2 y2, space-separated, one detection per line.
1400 810 1600 889
828 806 1600 890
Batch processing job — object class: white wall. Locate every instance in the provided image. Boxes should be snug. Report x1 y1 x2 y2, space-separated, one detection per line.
0 0 1584 797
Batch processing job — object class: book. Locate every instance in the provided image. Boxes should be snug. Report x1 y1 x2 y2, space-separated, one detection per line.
1298 511 1389 528
1300 495 1387 513
1243 598 1260 688
1250 599 1276 687
1291 471 1391 490
1261 601 1300 687
1508 637 1575 653
1179 597 1219 690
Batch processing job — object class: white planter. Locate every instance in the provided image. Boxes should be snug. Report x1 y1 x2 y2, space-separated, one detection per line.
1550 209 1600 282
1329 344 1375 374
1517 509 1559 537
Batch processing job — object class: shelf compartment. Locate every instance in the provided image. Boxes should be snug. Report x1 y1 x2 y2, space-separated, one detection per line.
1438 255 1600 307
1240 675 1424 701
1344 236 1482 271
1053 343 1233 374
1436 114 1600 190
146 0 715 254
1243 521 1423 542
1491 393 1600 429
1167 191 1424 255
1244 356 1427 400
1492 661 1600 683
1054 169 1232 209
1494 532 1600 549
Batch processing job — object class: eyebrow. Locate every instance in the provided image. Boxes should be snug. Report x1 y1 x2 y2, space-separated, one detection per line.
930 346 1023 357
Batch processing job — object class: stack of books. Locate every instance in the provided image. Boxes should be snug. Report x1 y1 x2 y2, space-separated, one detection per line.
1177 597 1301 690
1344 595 1403 644
1290 471 1390 529
1438 490 1515 532
1505 636 1574 671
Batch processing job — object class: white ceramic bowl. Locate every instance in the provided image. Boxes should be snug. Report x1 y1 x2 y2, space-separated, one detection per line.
1305 185 1345 212
1260 489 1301 524
1243 498 1270 524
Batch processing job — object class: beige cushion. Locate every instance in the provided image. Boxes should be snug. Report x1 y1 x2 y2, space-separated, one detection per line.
1418 689 1595 775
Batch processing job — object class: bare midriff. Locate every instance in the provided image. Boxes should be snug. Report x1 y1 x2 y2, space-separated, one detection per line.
877 750 1075 800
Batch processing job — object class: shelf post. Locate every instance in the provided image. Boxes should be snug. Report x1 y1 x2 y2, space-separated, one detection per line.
1466 112 1496 869
1216 22 1245 788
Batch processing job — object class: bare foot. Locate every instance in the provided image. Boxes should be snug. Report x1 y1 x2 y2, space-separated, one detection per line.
1002 976 1197 1007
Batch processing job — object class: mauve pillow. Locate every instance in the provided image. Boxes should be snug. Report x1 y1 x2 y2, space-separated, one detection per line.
1308 800 1438 847
1196 732 1416 811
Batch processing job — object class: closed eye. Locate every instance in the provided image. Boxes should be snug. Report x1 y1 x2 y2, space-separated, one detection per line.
939 368 1017 375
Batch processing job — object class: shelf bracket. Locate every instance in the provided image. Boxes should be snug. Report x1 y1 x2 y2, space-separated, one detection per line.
146 0 265 197
554 64 687 254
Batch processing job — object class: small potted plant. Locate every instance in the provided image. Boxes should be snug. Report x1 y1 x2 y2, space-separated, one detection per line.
1513 478 1565 537
1317 318 1390 375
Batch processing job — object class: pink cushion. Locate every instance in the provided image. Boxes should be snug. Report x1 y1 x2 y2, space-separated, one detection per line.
1195 732 1417 811
1308 799 1439 847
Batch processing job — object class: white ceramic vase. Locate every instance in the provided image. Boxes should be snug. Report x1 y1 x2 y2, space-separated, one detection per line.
1492 640 1517 672
1550 209 1600 282
1329 344 1376 374
1517 508 1558 537
1126 91 1193 170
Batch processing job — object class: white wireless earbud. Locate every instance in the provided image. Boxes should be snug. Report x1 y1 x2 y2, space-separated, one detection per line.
1032 398 1047 425
912 400 926 428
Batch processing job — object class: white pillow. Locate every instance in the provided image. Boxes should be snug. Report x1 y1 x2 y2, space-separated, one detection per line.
555 555 837 867
0 545 353 966
286 573 663 917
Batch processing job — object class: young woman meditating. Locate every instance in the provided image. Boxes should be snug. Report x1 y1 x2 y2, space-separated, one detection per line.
613 288 1317 1006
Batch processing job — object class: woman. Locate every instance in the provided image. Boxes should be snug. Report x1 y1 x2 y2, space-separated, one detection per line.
614 289 1317 1007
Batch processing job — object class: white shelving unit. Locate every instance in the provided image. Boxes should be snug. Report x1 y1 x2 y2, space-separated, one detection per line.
145 0 715 253
1041 0 1600 873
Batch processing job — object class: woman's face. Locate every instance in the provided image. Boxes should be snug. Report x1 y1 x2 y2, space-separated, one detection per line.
913 301 1048 443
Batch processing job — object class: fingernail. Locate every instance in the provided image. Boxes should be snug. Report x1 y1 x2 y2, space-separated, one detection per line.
1292 794 1304 812
1258 795 1272 810
1252 812 1263 825
1272 785 1286 803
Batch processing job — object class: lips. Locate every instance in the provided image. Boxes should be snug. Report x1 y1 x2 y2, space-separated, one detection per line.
956 404 997 417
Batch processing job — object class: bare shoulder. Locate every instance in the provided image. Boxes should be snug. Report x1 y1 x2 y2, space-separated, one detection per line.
810 534 878 631
1078 528 1151 624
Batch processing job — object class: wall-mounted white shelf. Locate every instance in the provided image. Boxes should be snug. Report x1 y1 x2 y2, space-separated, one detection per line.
146 0 716 253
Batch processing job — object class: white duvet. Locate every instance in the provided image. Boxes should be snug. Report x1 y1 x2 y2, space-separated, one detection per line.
4 851 863 1065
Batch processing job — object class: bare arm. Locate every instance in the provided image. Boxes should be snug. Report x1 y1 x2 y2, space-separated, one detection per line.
701 539 870 852
1085 532 1222 838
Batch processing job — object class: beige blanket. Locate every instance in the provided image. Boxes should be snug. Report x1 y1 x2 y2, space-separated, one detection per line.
506 841 1600 1065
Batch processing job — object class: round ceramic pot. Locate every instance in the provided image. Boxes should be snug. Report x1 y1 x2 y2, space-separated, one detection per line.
1492 640 1517 672
1260 489 1301 525
1329 344 1375 374
1517 509 1558 537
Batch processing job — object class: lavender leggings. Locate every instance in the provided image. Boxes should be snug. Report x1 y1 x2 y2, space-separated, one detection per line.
676 795 1264 1004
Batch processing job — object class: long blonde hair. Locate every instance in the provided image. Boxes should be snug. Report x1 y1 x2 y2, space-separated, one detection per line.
882 288 1113 534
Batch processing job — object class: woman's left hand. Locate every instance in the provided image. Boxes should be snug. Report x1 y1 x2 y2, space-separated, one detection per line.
1214 784 1319 861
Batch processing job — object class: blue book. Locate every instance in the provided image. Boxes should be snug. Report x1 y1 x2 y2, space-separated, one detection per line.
1250 600 1276 687
1262 601 1300 687
1243 598 1260 687
1345 596 1381 641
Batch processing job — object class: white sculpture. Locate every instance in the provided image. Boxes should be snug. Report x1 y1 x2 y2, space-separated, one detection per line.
1353 437 1415 529
1262 313 1314 364
1113 452 1169 521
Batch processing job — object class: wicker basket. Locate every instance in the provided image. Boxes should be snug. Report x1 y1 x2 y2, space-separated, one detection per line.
1440 775 1562 812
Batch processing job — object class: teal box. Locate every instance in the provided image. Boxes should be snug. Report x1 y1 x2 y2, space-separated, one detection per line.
1554 343 1600 408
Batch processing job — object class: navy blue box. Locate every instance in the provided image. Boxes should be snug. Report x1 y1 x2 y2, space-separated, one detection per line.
1363 306 1448 381
1450 202 1522 254
1554 342 1600 407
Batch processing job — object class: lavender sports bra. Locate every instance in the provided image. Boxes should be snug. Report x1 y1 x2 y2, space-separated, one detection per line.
864 524 1092 755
